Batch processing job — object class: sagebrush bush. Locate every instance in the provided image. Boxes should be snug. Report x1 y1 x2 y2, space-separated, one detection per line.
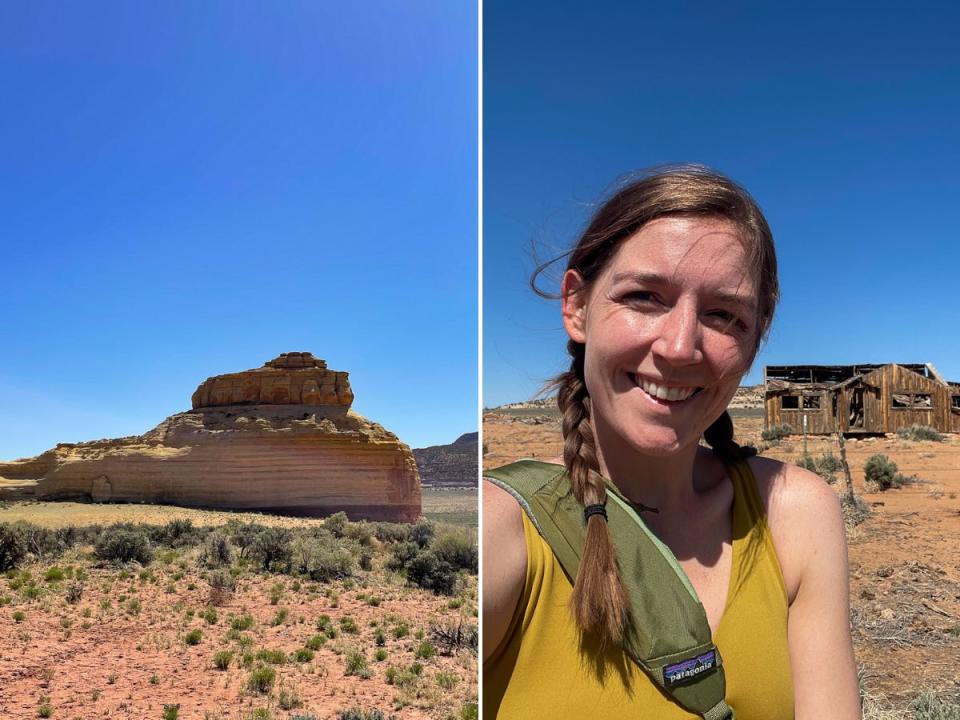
432 531 478 573
94 527 152 564
150 519 205 548
897 424 945 442
409 520 436 549
0 524 28 572
373 522 409 544
324 512 349 538
761 424 792 442
199 532 233 567
290 533 356 581
247 665 276 694
406 550 458 595
864 454 901 490
909 691 960 719
249 527 293 572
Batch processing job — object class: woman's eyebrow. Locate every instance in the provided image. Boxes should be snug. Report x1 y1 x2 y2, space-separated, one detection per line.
609 271 756 310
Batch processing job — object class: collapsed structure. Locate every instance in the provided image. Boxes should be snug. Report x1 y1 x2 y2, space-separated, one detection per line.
764 363 960 435
0 352 421 521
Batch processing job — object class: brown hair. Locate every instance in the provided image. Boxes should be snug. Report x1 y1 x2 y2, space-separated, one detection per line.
538 165 779 645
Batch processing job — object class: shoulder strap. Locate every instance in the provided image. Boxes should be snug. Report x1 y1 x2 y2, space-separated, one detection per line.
485 460 735 720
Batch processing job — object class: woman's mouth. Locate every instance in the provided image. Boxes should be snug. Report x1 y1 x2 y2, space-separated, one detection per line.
629 373 703 404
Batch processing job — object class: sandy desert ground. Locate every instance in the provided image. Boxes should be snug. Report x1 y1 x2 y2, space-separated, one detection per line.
0 488 478 720
483 409 960 712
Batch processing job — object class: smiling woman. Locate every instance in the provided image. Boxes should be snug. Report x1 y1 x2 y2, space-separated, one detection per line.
482 166 861 719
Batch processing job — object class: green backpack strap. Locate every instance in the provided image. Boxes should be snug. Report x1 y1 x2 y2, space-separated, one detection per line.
485 459 734 720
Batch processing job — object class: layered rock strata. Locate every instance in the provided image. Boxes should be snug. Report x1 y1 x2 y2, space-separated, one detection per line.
0 353 420 522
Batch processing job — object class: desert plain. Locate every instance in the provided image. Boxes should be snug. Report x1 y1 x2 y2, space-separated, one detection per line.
0 487 478 720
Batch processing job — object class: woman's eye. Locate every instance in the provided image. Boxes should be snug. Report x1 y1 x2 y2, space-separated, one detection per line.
622 291 659 305
705 310 747 332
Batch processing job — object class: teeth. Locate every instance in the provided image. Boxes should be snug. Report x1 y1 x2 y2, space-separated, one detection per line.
636 377 698 402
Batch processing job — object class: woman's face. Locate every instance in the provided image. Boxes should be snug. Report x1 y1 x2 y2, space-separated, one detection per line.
562 216 759 457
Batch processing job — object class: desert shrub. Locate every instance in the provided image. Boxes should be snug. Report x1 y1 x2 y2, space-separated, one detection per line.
344 521 375 547
414 640 436 660
151 519 204 548
909 691 960 719
65 581 83 605
344 650 371 678
249 527 293 572
278 681 303 710
316 614 334 634
461 703 478 720
305 634 327 650
373 522 409 544
199 532 233 568
337 710 385 720
409 520 435 549
231 613 255 631
44 567 66 582
213 650 233 670
290 533 356 581
270 608 289 626
340 616 359 633
796 452 841 484
430 621 478 654
256 648 287 665
247 665 276 694
760 424 792 442
94 526 152 564
432 531 478 573
406 550 459 595
202 607 218 625
387 542 419 572
864 454 913 490
293 647 315 663
184 628 203 645
162 705 179 720
207 568 237 606
229 522 262 559
0 524 28 572
324 512 349 538
897 425 945 442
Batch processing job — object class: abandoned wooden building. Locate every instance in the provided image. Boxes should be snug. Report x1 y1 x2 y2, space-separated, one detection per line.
764 363 960 435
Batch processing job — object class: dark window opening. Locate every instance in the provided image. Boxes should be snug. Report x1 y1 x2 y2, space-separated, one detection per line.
952 396 960 410
781 395 799 409
803 396 821 409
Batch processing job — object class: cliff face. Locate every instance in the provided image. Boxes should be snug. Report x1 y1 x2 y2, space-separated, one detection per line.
0 353 421 522
412 432 477 488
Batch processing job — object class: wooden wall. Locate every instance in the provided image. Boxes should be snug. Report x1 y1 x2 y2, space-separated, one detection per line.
764 364 957 435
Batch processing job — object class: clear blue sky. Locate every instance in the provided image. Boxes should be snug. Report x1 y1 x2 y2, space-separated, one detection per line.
0 2 477 460
484 2 960 407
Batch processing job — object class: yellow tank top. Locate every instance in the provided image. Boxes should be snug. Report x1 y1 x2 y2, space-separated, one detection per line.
484 461 794 719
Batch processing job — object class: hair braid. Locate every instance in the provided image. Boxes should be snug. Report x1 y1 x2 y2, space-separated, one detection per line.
704 410 757 463
554 340 629 645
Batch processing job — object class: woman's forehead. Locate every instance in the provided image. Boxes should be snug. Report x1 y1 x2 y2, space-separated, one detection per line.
604 217 758 297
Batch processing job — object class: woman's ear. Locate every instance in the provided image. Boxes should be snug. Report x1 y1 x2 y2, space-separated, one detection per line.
561 270 588 344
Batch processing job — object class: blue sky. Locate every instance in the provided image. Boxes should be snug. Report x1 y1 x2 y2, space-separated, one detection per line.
0 2 477 459
484 2 960 407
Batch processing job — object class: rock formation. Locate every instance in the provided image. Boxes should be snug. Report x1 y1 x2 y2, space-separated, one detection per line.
413 433 478 488
0 353 421 522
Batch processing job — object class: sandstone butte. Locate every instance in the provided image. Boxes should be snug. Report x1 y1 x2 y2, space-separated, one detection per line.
0 352 421 522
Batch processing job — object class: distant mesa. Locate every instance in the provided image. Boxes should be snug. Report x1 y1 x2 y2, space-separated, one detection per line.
0 352 421 522
413 432 478 488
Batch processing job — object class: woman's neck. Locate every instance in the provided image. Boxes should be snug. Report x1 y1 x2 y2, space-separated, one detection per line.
593 425 721 516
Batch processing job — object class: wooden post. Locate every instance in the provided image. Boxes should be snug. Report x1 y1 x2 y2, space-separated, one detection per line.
837 431 855 503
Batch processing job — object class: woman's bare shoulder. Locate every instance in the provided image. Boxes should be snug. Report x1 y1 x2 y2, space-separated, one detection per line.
482 479 527 660
745 455 846 604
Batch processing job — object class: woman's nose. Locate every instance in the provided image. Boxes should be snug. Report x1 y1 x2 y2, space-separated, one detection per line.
651 303 703 365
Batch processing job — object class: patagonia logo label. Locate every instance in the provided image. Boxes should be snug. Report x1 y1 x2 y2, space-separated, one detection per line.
663 649 718 687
